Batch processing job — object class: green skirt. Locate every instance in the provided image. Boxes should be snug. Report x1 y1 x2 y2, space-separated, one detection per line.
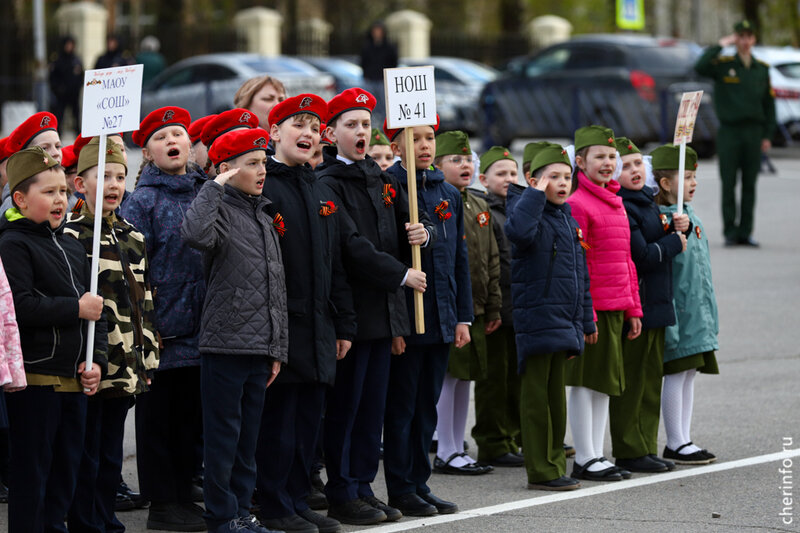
448 315 488 380
565 310 625 396
663 350 719 375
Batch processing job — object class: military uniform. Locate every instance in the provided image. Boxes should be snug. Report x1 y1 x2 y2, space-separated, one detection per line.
694 28 776 243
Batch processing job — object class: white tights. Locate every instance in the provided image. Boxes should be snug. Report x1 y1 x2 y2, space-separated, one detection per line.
661 369 702 454
435 373 475 467
567 386 613 471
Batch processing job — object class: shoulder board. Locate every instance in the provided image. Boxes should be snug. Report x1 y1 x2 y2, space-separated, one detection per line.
716 56 736 63
756 59 770 68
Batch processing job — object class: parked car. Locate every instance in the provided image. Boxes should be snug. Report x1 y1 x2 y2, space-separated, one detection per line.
751 46 800 145
400 56 498 134
296 56 363 92
141 53 336 119
481 35 717 156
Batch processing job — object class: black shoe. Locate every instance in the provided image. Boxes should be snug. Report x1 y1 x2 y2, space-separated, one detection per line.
147 502 206 532
724 238 738 247
663 443 714 465
118 480 149 510
563 444 575 458
418 492 458 514
362 495 402 522
115 490 135 512
648 454 676 471
487 452 525 467
434 453 493 475
310 469 325 492
571 458 622 482
306 486 328 510
326 498 385 525
388 493 437 517
190 482 204 503
616 455 668 473
700 449 717 462
737 237 760 247
0 483 7 504
527 475 581 491
259 513 319 533
297 508 341 533
219 515 283 533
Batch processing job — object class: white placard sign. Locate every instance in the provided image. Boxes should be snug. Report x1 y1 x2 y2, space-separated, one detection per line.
673 90 703 145
81 64 144 136
384 66 437 129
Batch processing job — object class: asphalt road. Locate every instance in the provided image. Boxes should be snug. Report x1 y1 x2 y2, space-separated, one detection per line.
3 143 799 532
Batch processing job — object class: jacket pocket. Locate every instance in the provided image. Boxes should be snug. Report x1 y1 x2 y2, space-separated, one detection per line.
153 280 202 339
23 326 58 364
543 241 557 298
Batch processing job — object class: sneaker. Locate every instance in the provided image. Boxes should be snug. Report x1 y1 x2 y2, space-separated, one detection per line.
115 490 135 512
236 514 285 533
297 508 341 533
147 502 205 532
118 479 149 510
327 498 385 525
361 495 402 522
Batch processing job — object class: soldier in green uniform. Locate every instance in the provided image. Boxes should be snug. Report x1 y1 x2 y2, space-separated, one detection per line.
694 20 776 247
432 131 501 475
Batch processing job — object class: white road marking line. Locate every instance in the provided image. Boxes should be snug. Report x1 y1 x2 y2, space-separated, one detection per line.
363 448 800 532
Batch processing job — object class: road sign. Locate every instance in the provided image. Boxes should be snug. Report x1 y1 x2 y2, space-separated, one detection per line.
617 0 645 30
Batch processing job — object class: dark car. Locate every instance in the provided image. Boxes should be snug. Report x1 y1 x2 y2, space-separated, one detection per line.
480 35 718 156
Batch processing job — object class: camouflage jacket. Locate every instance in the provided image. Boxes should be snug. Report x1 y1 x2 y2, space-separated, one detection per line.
65 206 159 396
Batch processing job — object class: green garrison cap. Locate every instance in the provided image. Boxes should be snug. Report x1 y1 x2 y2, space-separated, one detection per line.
615 137 641 157
650 144 698 171
435 130 471 158
522 141 550 170
480 145 516 174
734 20 755 34
77 137 128 176
574 125 615 152
6 146 60 192
370 128 390 147
530 142 571 173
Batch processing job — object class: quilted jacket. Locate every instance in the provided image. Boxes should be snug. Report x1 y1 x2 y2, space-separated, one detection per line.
181 181 288 362
0 257 25 390
567 171 643 319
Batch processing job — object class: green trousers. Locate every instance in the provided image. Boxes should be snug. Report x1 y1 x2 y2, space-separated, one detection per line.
472 325 521 461
519 351 566 483
609 328 665 459
717 123 762 241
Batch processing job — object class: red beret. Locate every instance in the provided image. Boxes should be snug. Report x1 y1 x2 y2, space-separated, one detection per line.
73 134 90 157
383 114 440 142
0 137 9 163
188 115 216 145
61 145 78 169
268 94 327 127
207 128 270 166
320 123 334 146
326 88 377 124
201 108 258 148
7 112 58 153
132 106 191 147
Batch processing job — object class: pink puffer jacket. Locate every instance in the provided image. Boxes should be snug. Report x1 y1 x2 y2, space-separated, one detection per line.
567 171 643 319
0 258 25 391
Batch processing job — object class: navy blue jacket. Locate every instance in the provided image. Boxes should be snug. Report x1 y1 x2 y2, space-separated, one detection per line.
618 186 684 331
505 185 595 369
387 161 472 344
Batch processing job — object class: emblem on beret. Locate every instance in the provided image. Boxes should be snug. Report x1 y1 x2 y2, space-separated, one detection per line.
162 109 175 122
607 137 614 144
462 146 468 153
40 116 51 128
355 94 369 104
503 151 509 157
627 144 633 150
299 97 313 109
43 156 49 164
239 111 252 123
375 133 380 140
253 137 267 147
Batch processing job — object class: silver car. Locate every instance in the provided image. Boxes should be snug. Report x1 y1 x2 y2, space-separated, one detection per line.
141 53 336 119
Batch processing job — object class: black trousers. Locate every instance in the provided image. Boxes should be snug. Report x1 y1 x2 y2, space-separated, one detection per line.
255 381 326 519
7 386 87 533
136 366 202 504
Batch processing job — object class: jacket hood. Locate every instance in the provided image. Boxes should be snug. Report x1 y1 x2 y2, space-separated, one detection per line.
576 170 622 207
0 207 65 236
137 162 207 193
223 182 272 211
618 185 657 206
387 160 444 186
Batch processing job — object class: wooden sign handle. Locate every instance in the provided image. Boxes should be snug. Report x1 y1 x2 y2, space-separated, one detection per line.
404 127 425 335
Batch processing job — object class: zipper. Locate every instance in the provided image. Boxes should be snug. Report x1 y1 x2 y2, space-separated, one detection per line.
561 211 580 319
51 230 84 377
543 241 556 297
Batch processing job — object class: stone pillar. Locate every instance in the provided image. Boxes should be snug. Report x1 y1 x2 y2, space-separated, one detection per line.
54 1 108 70
385 10 432 59
233 7 283 57
526 15 572 51
297 17 332 56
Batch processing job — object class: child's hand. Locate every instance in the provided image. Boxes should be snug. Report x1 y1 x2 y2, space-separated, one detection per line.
454 323 471 348
485 319 501 335
391 336 406 355
214 167 239 186
267 360 281 388
672 213 690 233
404 269 427 292
533 174 550 192
585 331 598 345
405 222 428 246
78 361 101 396
678 232 687 252
626 317 642 340
336 339 352 360
78 293 104 321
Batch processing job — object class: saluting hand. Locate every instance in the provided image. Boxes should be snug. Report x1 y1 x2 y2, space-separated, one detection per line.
405 222 427 246
214 167 240 186
719 34 737 47
533 174 550 192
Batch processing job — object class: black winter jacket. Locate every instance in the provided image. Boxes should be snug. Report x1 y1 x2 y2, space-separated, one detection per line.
618 186 684 331
0 212 108 378
181 182 288 362
261 158 356 386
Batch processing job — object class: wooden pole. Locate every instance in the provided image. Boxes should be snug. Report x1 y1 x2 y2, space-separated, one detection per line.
404 126 425 335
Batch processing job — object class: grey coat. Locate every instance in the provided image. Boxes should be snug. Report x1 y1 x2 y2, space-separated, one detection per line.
181 180 288 362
